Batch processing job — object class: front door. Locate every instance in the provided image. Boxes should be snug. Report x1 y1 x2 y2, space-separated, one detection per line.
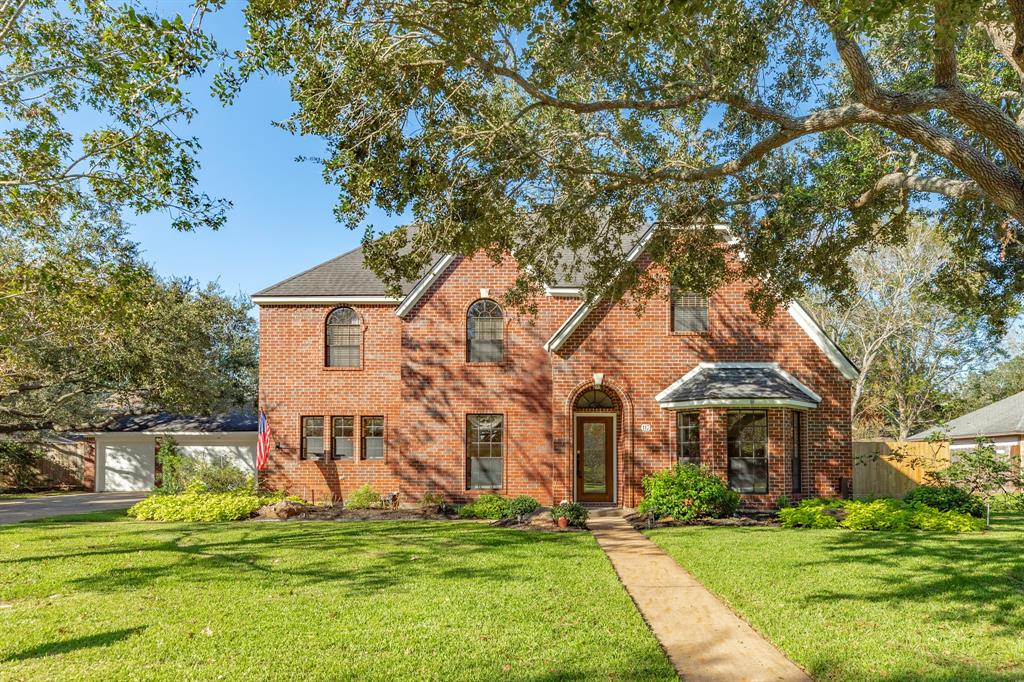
575 416 614 503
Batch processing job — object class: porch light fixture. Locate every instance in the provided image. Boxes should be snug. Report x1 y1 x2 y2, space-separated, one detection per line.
593 372 604 386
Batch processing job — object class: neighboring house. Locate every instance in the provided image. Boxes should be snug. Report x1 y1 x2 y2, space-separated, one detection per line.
253 228 857 509
80 413 258 492
912 391 1024 468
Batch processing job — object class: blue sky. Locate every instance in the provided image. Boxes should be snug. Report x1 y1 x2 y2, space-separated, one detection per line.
128 2 403 300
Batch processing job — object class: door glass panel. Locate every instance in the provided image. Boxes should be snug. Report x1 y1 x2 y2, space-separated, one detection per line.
582 422 607 493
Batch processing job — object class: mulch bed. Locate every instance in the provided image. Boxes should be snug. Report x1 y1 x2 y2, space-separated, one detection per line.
264 504 584 532
624 511 780 530
294 505 458 521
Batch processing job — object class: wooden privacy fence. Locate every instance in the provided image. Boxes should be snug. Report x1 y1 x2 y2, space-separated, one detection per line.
0 440 90 491
852 440 950 499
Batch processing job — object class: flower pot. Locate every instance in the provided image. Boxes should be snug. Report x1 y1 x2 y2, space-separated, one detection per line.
557 516 569 529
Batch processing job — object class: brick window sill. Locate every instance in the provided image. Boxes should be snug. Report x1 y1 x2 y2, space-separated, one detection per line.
323 366 363 372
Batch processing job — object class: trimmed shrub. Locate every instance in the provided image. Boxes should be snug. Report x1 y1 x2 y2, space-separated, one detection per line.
636 464 740 521
904 485 984 517
458 493 511 519
550 501 588 527
345 484 381 510
508 495 540 519
127 491 290 522
182 455 253 493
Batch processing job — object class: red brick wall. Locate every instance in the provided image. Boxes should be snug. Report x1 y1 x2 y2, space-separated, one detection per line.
258 304 404 502
258 252 852 509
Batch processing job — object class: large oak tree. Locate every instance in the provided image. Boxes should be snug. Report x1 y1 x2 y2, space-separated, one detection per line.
230 0 1024 326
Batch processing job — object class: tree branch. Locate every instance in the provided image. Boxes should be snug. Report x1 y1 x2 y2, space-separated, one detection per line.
852 171 983 208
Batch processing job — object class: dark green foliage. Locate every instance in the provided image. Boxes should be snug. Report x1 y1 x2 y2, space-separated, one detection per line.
233 0 1024 332
0 441 39 489
550 502 588 527
905 485 984 517
636 465 741 521
155 438 185 494
458 494 511 519
2 222 258 436
345 484 381 510
508 495 540 519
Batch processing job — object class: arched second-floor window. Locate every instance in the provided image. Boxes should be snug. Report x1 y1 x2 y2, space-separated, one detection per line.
325 307 360 367
467 299 503 363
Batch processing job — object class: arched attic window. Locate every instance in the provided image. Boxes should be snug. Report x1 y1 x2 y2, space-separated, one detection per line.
325 307 360 367
467 299 504 363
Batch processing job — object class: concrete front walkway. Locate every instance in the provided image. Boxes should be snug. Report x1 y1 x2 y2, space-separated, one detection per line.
0 492 145 523
589 511 811 682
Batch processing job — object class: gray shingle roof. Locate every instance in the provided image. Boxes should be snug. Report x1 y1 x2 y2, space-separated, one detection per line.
657 364 820 406
912 390 1024 440
254 225 651 297
104 413 257 433
254 244 424 297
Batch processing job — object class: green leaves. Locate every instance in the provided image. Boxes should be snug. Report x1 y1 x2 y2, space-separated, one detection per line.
0 0 228 235
0 221 257 435
231 0 1024 327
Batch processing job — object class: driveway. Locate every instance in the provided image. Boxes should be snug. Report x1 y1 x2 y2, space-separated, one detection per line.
0 492 146 523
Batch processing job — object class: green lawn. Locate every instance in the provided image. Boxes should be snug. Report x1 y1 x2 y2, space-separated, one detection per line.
0 513 674 681
647 514 1024 682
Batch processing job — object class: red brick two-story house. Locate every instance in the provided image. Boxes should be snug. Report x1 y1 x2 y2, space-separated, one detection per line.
253 227 857 509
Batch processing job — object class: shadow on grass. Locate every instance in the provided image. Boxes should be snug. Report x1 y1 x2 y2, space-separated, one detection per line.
2 627 145 662
2 519 597 599
801 514 1024 637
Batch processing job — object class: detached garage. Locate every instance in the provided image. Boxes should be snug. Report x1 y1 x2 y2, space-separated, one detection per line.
89 413 257 492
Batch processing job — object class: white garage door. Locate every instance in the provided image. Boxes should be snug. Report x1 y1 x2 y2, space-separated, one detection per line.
101 441 155 491
177 437 256 475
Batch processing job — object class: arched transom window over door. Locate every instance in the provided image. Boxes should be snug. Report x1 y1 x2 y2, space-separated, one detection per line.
325 307 360 367
467 299 503 363
576 388 615 409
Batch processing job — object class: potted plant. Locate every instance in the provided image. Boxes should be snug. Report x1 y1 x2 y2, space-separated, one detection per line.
550 501 588 529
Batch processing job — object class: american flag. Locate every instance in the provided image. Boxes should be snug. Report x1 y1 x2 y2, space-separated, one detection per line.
257 410 272 471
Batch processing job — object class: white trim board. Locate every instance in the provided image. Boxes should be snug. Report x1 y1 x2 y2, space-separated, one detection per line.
659 398 818 410
251 296 401 305
395 254 456 318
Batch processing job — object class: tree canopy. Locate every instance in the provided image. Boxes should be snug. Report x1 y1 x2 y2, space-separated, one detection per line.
229 0 1024 325
0 221 257 436
0 0 227 237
